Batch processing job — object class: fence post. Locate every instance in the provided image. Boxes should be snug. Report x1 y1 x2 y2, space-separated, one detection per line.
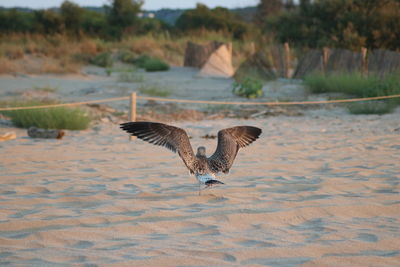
322 47 330 73
227 42 233 57
129 92 137 141
283 42 291 79
249 42 256 56
361 47 368 76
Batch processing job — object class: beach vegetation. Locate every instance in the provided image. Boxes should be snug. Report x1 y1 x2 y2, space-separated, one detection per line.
142 57 170 72
137 84 171 97
0 100 91 130
304 72 400 114
130 54 170 72
304 72 400 98
119 50 137 64
347 101 397 115
91 52 113 68
118 71 144 83
232 77 264 99
132 54 152 68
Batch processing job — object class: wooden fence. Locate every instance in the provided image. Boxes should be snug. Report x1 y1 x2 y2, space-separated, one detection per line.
238 44 400 79
293 47 400 78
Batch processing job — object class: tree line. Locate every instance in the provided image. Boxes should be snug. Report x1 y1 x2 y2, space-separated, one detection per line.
260 0 400 50
0 0 399 50
0 0 252 40
0 0 165 39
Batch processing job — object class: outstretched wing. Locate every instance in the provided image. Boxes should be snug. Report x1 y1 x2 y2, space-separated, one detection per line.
120 122 196 173
208 126 262 174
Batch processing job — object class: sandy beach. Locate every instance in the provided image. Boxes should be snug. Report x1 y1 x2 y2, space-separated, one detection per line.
0 66 308 114
1 110 399 266
1 0 400 265
1 0 400 264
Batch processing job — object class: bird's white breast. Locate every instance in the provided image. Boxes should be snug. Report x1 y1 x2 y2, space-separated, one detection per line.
196 173 216 184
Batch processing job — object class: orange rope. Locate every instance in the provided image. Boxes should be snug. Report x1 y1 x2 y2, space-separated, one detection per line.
0 96 129 111
138 94 400 106
1 94 400 111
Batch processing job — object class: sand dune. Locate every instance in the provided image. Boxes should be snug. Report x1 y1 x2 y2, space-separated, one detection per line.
1 114 399 266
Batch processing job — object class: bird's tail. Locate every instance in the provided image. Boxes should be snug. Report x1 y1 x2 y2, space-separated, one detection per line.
205 179 224 186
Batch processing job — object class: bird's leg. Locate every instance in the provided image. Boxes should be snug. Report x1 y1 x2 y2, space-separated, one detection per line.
198 181 201 196
199 181 202 196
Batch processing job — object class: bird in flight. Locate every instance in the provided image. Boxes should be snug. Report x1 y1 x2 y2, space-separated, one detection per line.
120 122 262 194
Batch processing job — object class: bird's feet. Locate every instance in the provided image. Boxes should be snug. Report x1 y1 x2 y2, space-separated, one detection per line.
205 179 224 187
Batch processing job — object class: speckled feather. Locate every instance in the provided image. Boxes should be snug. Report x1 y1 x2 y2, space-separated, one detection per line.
120 122 262 179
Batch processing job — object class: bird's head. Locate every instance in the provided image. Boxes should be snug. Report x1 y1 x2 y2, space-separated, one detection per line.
196 146 206 157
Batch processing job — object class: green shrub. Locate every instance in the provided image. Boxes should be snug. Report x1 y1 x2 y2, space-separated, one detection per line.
119 50 136 64
133 54 152 68
304 72 400 114
142 58 170 72
91 52 113 67
348 101 396 115
376 73 400 103
0 100 91 130
232 77 263 99
132 54 169 72
304 72 400 97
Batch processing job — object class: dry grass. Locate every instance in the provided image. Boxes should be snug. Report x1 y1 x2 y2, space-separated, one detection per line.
40 59 81 74
1 45 24 60
122 33 255 68
0 58 17 73
79 39 100 55
0 32 253 74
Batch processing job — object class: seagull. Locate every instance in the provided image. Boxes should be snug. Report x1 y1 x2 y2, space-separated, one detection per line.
120 122 262 194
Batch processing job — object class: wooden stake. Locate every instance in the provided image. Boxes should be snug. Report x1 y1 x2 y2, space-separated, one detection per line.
129 92 137 141
249 42 256 56
361 47 368 76
284 42 291 79
322 47 330 73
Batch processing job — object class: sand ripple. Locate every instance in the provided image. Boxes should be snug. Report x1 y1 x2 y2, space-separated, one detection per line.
1 115 399 266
